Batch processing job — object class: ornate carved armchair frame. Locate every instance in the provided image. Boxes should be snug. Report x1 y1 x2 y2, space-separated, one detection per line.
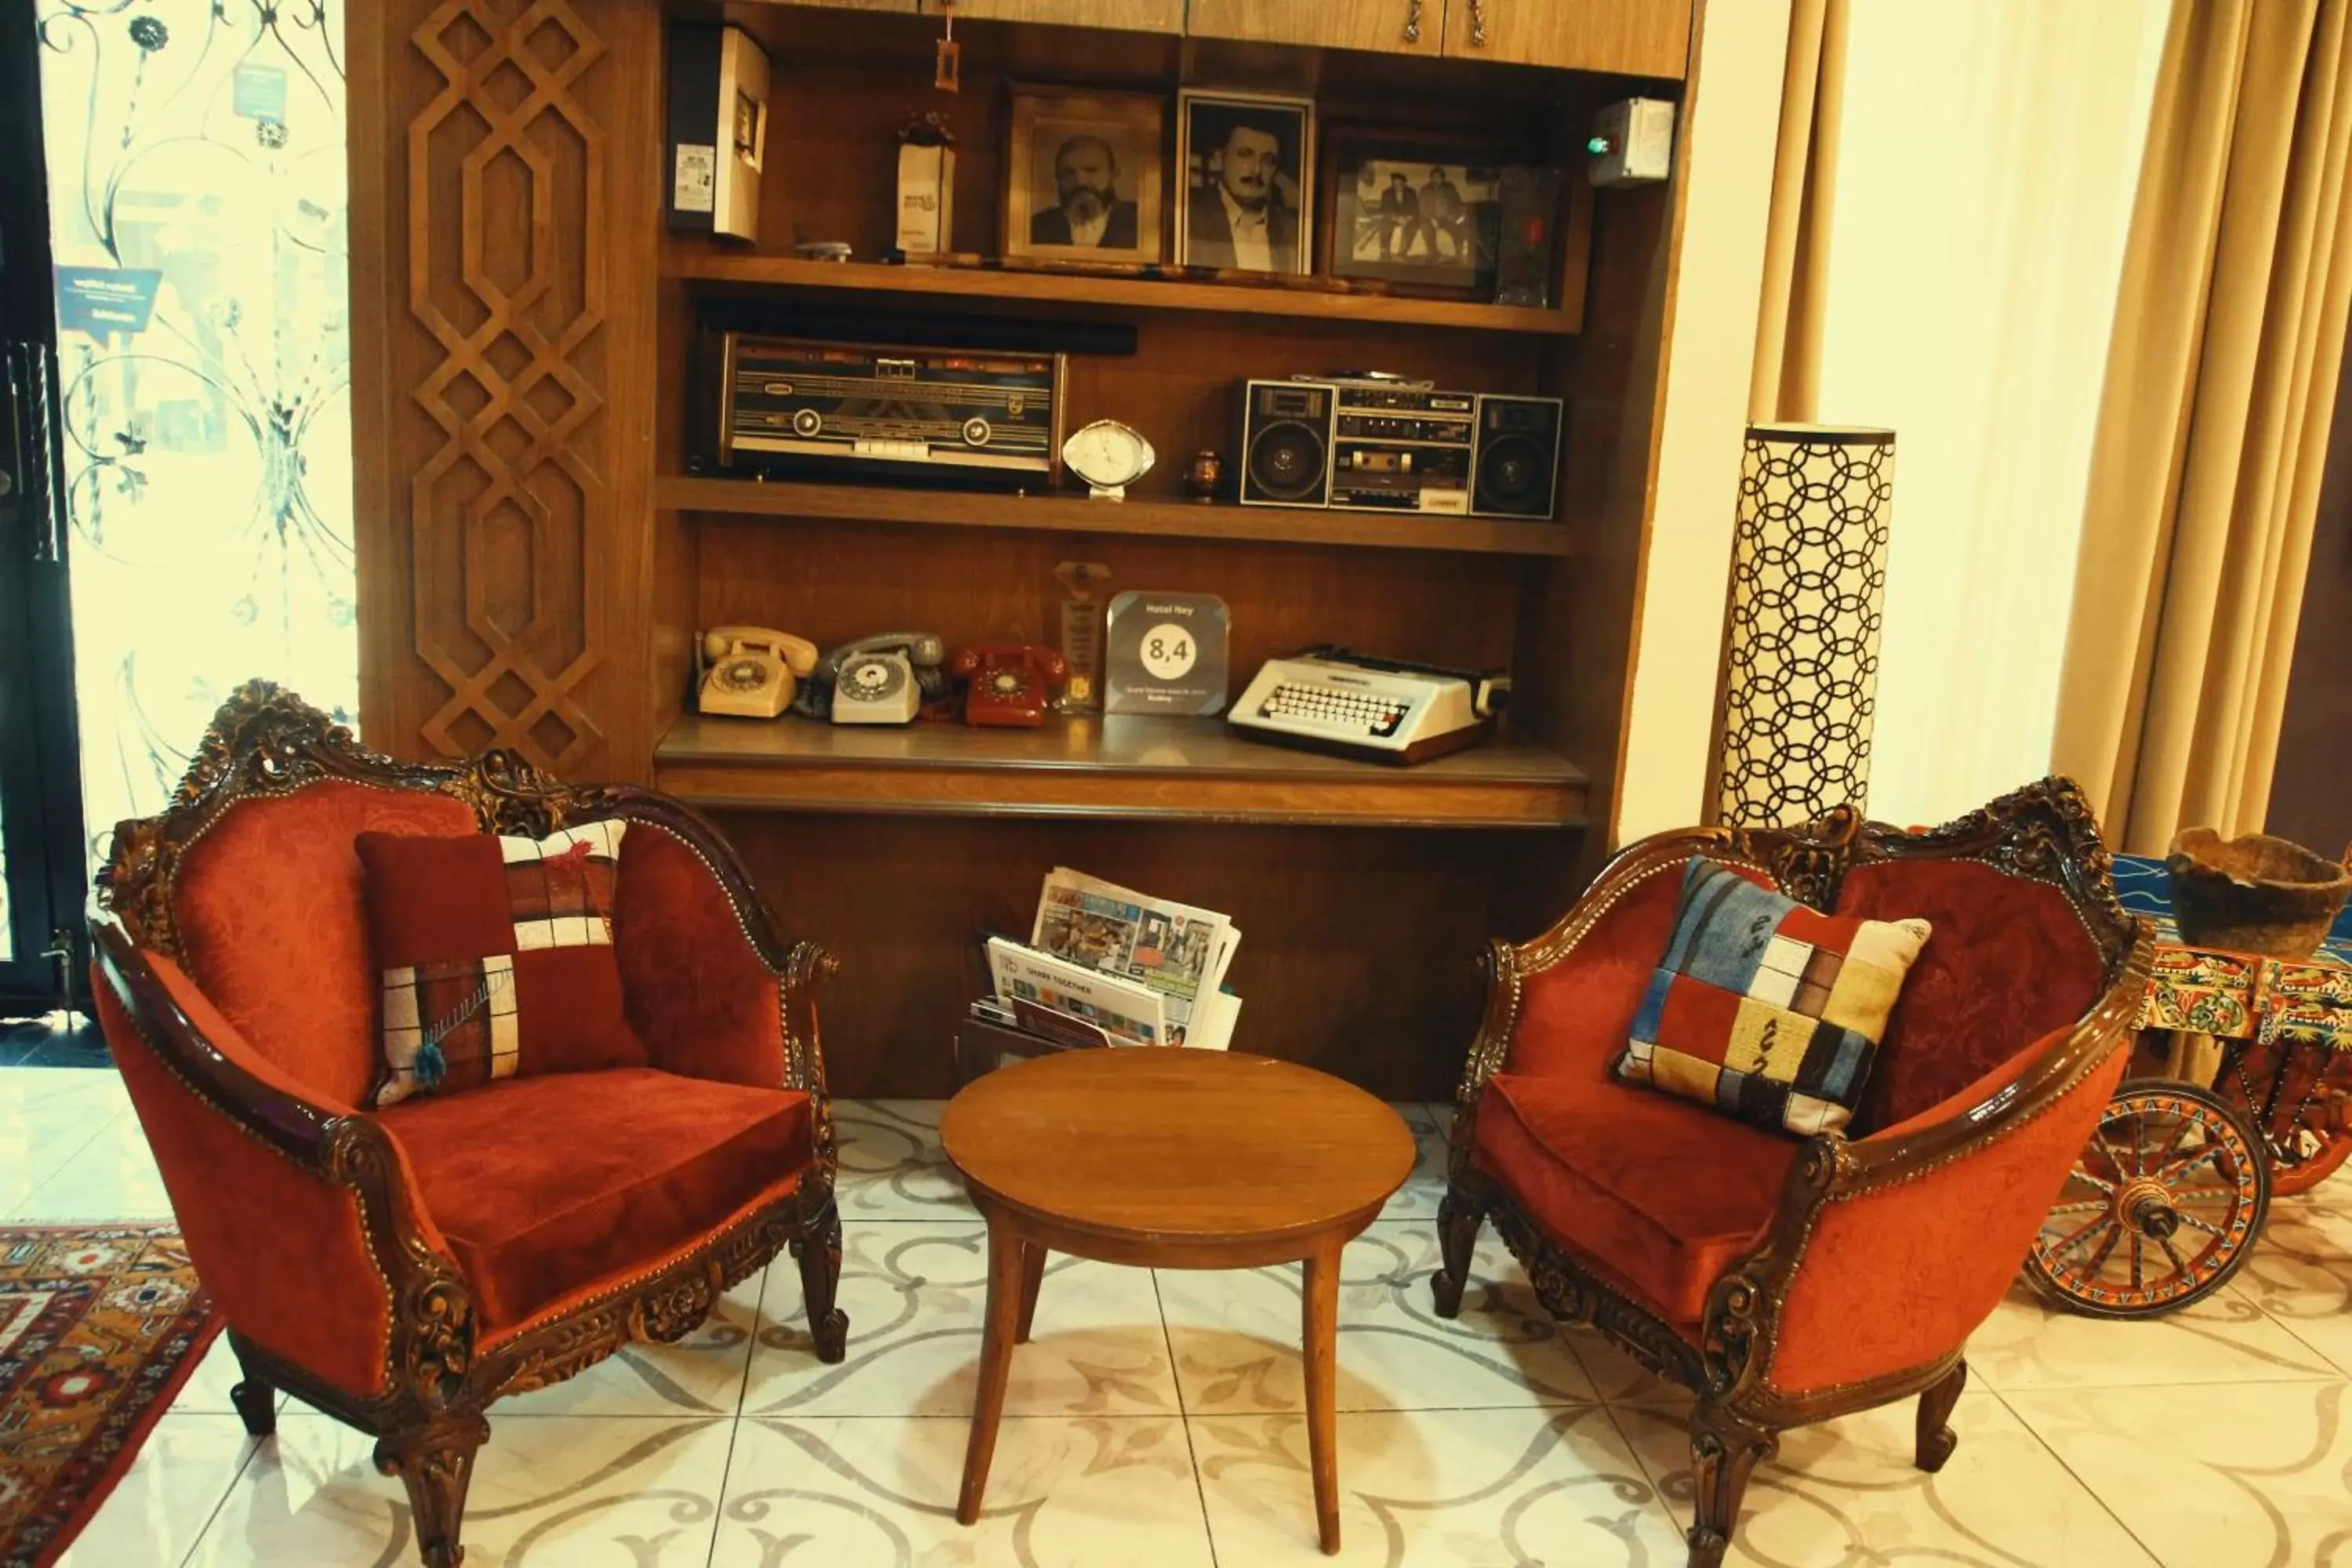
89 684 845 1567
1432 779 2152 1568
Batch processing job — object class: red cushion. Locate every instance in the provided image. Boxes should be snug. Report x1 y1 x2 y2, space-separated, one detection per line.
356 824 647 1105
1618 858 1930 1135
1512 853 1777 1081
375 1067 813 1328
1473 1069 1798 1323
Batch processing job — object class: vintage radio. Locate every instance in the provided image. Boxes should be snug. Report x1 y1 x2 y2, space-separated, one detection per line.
1330 381 1475 515
1472 393 1566 519
1236 377 1563 519
709 333 1065 488
1236 379 1334 507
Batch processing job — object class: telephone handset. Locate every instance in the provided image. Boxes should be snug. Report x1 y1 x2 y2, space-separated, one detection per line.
794 631 949 724
952 641 1067 728
698 626 820 718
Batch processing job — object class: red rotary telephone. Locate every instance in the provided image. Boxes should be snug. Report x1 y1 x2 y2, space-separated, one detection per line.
952 642 1068 727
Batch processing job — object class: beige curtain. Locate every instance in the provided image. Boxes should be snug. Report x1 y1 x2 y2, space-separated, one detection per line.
1750 0 1843 422
1733 1 2166 827
2055 0 2352 855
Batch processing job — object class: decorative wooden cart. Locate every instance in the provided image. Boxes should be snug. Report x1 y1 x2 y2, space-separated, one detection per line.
2024 856 2352 1316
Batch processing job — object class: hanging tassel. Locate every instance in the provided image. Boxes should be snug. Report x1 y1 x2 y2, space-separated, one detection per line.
413 1040 448 1089
935 5 960 93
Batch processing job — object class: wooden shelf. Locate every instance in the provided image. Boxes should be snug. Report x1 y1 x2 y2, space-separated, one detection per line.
670 254 1581 336
655 713 1588 829
658 476 1573 556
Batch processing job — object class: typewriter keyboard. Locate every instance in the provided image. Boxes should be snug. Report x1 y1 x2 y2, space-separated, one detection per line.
1261 681 1410 738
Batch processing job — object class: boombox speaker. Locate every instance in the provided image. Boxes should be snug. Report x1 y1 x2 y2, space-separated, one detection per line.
1472 394 1564 520
1238 379 1334 507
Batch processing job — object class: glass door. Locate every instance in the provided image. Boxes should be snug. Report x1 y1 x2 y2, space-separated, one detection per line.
1 1 358 1011
0 12 84 1011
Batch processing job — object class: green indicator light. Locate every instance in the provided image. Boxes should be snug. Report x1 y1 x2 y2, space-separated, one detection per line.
1586 136 1610 155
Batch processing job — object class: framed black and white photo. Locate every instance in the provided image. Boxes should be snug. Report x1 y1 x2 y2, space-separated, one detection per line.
1175 89 1314 275
1320 130 1515 298
1004 89 1166 264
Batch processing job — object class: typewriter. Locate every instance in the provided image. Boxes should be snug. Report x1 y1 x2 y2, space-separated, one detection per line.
1228 647 1509 765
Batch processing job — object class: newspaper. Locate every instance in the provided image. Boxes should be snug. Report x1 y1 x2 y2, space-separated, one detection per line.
1025 866 1242 1047
985 938 1169 1046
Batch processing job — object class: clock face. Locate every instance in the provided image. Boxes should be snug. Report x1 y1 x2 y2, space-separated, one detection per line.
1062 419 1156 488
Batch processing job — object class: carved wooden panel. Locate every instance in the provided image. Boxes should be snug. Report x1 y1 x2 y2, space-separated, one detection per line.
350 0 658 781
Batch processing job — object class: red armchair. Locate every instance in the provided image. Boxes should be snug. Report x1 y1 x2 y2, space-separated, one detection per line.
1432 779 2151 1568
89 684 847 1568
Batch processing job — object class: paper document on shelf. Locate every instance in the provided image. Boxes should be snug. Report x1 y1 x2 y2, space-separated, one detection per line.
986 937 1170 1047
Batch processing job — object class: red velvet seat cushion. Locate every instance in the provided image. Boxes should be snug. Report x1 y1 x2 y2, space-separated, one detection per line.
1473 1069 1798 1323
375 1068 813 1328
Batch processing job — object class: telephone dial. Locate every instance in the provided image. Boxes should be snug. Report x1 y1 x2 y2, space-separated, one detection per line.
698 626 820 718
952 642 1067 728
792 632 949 724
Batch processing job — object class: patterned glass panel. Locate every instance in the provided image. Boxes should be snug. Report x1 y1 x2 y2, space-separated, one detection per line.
35 1 355 871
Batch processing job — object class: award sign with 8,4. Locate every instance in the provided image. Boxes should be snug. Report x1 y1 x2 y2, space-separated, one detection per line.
1105 592 1230 715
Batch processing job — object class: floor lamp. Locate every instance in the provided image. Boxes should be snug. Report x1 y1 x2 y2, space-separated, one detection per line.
1712 423 1896 829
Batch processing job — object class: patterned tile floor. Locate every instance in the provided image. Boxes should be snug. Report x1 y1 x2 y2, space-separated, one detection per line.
5 1066 2351 1566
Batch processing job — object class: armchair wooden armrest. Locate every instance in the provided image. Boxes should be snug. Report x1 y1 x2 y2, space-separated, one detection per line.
1448 829 1770 1178
90 920 472 1413
1704 916 2153 1409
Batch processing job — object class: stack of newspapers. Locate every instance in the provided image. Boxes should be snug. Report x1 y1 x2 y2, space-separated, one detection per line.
978 867 1243 1050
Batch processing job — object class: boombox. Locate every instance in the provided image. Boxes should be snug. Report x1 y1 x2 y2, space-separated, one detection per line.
699 332 1065 488
1236 378 1564 521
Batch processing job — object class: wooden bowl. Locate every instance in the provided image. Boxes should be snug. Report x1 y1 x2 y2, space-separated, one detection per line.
2166 827 2352 958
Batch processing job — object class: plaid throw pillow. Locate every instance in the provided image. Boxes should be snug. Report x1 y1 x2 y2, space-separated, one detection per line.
356 821 646 1108
1614 858 1931 1135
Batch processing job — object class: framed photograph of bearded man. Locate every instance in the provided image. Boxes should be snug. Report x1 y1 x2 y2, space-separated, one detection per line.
1176 88 1314 274
1004 88 1166 264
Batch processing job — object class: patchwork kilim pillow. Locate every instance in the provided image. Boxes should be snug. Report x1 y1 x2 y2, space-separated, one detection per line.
1614 857 1932 1135
355 820 646 1107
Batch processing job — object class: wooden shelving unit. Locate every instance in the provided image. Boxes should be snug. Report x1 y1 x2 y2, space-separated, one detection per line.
658 476 1578 557
655 713 1589 829
341 1 1691 1095
670 254 1583 336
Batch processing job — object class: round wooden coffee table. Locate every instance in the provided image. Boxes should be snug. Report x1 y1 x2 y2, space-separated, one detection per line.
939 1047 1417 1555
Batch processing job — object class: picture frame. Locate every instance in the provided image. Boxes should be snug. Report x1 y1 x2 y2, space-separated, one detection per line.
1318 129 1523 299
1004 88 1167 265
1175 88 1315 274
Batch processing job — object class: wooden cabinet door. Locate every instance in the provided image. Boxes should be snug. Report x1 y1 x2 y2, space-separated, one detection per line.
1185 0 1440 56
928 0 1185 32
1442 0 1690 78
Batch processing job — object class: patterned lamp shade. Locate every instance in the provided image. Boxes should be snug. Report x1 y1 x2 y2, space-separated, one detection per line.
1714 424 1896 829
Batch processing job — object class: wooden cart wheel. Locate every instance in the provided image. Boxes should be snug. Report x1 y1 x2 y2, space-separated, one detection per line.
2024 1082 2270 1318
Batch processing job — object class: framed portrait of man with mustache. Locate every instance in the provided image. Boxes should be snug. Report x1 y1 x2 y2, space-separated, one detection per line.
1004 89 1167 265
1176 89 1314 275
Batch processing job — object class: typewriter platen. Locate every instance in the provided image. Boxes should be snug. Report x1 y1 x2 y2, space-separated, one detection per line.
1228 647 1509 765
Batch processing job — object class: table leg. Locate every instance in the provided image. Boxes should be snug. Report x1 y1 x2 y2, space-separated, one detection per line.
958 1216 1028 1525
1301 1238 1342 1555
1016 1242 1047 1345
